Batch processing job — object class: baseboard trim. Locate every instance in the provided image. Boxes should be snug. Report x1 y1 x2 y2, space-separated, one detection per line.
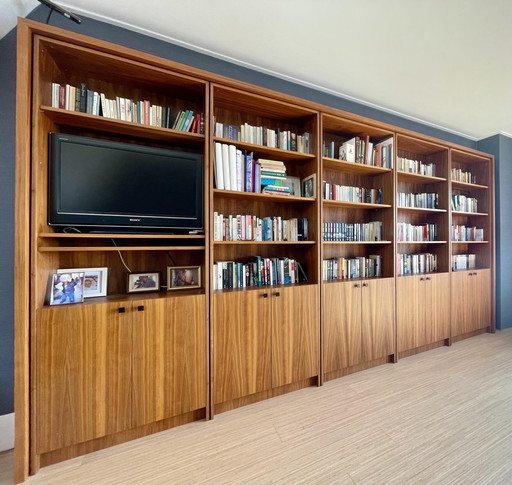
0 413 14 451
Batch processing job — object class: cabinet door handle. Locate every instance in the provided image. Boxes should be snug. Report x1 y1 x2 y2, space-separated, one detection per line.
468 272 474 276
262 293 269 298
420 277 425 281
354 284 361 288
426 277 431 281
473 271 477 276
137 305 145 312
274 292 281 297
118 307 126 313
362 283 369 287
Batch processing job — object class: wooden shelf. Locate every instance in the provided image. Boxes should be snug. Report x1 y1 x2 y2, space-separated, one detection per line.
213 188 315 203
451 180 488 190
397 206 447 213
41 106 205 145
451 211 489 216
451 240 489 244
322 157 392 174
323 200 392 209
322 240 392 245
397 171 447 183
213 136 315 162
38 245 206 252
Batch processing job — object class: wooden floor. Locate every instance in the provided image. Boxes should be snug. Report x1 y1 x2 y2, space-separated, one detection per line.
2 329 512 485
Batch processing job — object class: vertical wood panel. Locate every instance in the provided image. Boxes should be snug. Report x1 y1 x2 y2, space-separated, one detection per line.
272 285 319 387
132 295 207 427
35 303 132 453
471 269 492 332
426 273 450 343
451 271 470 337
213 291 271 404
397 276 424 352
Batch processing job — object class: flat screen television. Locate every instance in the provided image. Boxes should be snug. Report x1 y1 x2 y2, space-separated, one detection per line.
48 133 204 233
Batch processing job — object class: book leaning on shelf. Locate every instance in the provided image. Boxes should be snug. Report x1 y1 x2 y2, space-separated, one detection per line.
212 257 306 290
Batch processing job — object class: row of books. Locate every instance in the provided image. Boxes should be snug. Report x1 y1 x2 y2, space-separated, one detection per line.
322 221 382 242
212 257 305 290
397 252 437 275
213 213 308 242
451 168 477 184
451 195 478 213
214 142 292 195
323 136 393 168
323 182 383 204
322 255 382 281
51 83 204 132
397 157 436 176
397 223 438 242
451 225 484 242
214 122 311 153
397 192 439 209
452 254 476 271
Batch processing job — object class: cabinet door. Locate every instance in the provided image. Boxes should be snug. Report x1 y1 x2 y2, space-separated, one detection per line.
35 302 132 453
451 271 470 337
425 273 450 343
324 281 362 372
132 295 207 427
397 276 425 352
213 290 271 404
272 285 319 387
361 278 395 361
469 269 492 332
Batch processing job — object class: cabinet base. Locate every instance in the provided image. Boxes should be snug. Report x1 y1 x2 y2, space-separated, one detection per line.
451 327 489 343
324 356 394 382
36 408 206 470
398 339 449 359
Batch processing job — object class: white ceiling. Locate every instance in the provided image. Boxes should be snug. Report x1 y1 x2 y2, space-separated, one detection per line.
2 0 512 141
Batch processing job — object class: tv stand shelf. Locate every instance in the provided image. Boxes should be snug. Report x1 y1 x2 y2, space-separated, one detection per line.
38 233 205 239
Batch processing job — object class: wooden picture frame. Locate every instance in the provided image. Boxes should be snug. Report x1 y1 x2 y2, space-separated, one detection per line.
58 267 108 298
167 266 201 290
301 173 316 198
127 272 160 293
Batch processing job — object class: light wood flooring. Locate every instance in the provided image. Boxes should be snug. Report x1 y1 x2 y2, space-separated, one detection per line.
2 329 511 485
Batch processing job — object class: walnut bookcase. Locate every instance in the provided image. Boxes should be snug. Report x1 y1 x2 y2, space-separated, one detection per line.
14 19 495 483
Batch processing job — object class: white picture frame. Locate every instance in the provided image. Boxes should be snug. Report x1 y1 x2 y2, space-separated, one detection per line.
58 267 108 298
301 173 317 198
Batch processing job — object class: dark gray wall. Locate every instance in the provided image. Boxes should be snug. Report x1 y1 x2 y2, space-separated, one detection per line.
478 135 512 330
0 6 505 415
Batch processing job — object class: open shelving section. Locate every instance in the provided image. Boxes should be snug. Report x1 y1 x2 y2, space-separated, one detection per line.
14 19 496 484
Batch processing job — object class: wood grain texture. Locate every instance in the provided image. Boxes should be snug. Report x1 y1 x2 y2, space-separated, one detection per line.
213 290 272 404
271 285 319 387
425 272 450 343
34 303 132 453
131 295 207 426
397 276 426 352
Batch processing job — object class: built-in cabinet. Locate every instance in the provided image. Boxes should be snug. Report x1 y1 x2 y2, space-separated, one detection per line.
14 19 495 483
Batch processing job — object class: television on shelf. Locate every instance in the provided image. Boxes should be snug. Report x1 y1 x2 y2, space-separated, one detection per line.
48 133 204 233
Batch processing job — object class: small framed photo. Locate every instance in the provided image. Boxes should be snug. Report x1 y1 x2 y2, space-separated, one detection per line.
167 266 201 290
58 267 108 298
49 272 85 305
283 176 301 197
302 173 316 198
127 272 161 293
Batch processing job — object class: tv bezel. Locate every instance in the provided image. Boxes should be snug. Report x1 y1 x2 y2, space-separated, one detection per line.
48 133 204 233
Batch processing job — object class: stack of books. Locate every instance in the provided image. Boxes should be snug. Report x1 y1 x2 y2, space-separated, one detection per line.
258 159 290 196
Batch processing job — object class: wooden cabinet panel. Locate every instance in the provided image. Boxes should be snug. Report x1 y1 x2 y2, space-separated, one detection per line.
397 276 424 352
35 303 132 453
272 285 319 387
213 290 271 404
132 295 207 427
361 278 395 361
452 269 492 336
324 281 362 372
425 273 450 343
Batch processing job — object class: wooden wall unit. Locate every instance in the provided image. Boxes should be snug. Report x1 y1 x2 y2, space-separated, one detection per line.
14 19 495 483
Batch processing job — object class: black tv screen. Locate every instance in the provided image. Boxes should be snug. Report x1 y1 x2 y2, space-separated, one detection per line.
49 133 203 232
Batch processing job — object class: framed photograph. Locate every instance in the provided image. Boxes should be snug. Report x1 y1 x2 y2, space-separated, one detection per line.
282 176 301 197
58 267 108 298
167 266 201 290
49 272 85 305
302 173 317 198
127 272 161 293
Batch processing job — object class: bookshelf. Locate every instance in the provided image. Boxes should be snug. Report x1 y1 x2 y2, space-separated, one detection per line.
321 114 395 379
395 135 451 355
210 84 320 411
14 19 495 483
449 149 494 338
